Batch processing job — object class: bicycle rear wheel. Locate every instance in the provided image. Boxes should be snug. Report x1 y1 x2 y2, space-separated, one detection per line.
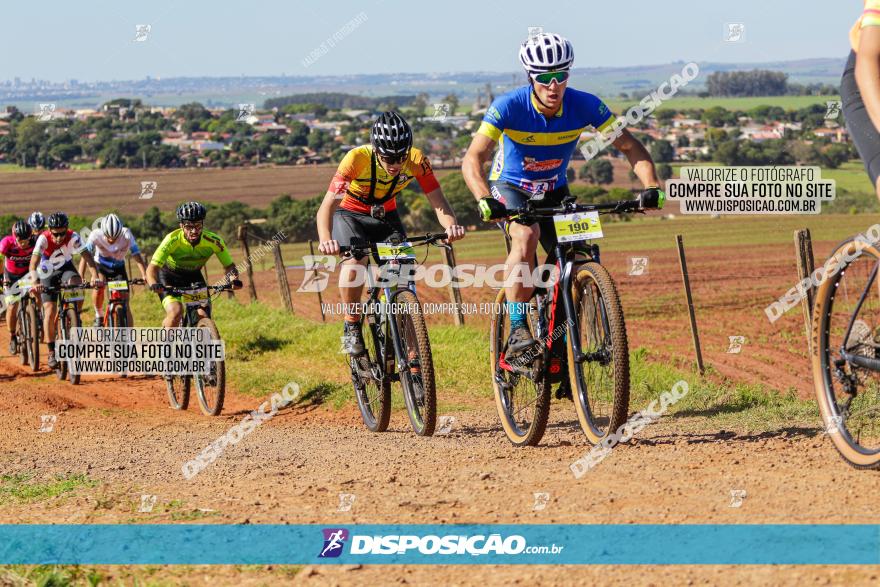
569 262 630 445
490 288 550 447
393 290 436 436
194 317 225 416
66 307 81 385
812 238 880 469
352 313 392 432
166 375 190 410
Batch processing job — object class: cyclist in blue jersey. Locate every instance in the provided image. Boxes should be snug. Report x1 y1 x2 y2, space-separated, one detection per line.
462 32 664 358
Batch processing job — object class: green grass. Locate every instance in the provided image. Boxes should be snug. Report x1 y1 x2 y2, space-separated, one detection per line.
0 473 97 504
125 289 818 432
607 95 839 113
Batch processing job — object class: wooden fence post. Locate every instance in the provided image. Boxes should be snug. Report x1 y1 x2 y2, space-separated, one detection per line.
274 242 294 313
308 239 326 322
237 223 257 302
676 234 705 375
794 229 815 353
441 244 464 326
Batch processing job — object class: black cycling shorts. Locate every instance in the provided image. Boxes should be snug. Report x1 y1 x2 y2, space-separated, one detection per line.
158 266 206 305
39 260 80 304
96 263 128 282
842 50 880 188
489 180 573 256
332 209 407 261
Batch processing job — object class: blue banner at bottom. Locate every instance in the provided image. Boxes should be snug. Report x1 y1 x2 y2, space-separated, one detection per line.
1 524 878 565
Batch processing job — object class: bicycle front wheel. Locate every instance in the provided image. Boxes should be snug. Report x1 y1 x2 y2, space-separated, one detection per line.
490 288 550 447
568 262 630 445
16 308 27 366
393 290 436 436
812 238 880 469
26 303 39 371
352 313 392 432
194 317 225 416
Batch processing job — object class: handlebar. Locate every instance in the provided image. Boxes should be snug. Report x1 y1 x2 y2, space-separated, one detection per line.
159 283 236 296
338 233 449 255
508 198 642 222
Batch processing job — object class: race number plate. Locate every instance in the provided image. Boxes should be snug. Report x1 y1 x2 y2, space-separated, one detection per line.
553 211 603 242
376 242 416 261
107 280 128 291
179 288 209 306
61 290 84 302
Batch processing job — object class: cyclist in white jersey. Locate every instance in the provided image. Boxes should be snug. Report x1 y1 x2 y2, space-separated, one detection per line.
78 214 148 327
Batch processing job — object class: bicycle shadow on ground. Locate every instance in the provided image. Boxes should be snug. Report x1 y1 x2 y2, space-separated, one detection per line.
223 382 340 418
635 426 822 446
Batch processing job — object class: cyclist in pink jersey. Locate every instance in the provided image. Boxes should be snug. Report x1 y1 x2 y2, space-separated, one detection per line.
0 220 36 354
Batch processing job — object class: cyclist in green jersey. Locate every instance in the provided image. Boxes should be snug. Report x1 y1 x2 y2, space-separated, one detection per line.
146 202 242 328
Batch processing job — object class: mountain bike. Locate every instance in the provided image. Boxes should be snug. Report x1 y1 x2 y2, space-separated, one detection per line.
340 233 447 436
46 283 93 385
811 235 880 469
6 280 42 371
160 282 233 416
101 278 145 328
490 195 648 446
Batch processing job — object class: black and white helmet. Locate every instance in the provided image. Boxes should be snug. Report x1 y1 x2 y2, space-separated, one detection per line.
13 219 32 240
101 213 123 240
176 201 207 222
519 33 574 73
370 111 412 158
28 212 45 231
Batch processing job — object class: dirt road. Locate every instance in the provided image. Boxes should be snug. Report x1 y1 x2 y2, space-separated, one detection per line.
1 328 878 585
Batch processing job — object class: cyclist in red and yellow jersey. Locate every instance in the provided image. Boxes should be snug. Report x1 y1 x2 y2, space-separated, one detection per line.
844 1 880 198
316 111 465 355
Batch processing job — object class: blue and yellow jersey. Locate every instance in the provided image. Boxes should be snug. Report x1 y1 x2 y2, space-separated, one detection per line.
477 86 617 193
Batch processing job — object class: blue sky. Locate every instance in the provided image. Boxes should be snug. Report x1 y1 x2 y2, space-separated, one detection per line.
1 0 855 81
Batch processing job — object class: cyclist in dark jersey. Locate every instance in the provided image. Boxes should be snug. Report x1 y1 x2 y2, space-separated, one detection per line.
1 220 36 354
462 32 663 357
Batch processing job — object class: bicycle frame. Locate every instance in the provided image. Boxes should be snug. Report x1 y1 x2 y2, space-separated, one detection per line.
364 258 417 376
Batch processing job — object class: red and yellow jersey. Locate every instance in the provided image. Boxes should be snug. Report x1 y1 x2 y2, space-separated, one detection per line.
851 0 880 51
329 145 441 214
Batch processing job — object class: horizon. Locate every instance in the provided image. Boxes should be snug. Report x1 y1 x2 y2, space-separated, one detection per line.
0 0 853 82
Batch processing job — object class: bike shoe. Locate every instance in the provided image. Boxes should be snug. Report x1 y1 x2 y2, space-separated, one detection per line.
47 351 58 370
8 335 17 355
506 323 536 358
94 315 104 327
343 322 366 356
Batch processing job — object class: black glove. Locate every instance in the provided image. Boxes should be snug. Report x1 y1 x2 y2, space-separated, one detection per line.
478 197 508 222
231 279 243 289
638 187 666 210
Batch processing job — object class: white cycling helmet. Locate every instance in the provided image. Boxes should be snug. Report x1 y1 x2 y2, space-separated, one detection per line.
101 213 123 240
519 33 574 73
